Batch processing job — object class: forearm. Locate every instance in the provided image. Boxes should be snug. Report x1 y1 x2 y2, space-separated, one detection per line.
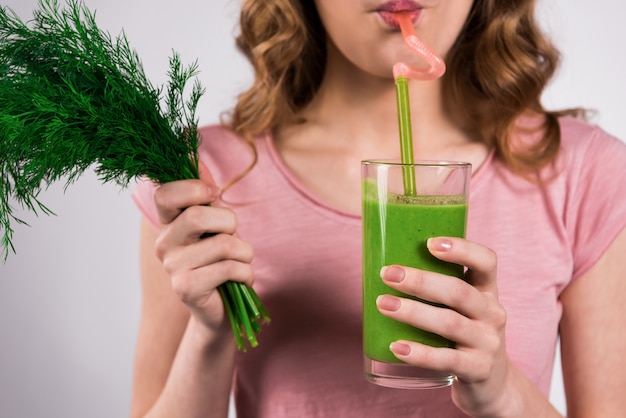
144 317 236 418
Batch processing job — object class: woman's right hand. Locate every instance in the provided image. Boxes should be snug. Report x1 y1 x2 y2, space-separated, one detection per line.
152 170 254 335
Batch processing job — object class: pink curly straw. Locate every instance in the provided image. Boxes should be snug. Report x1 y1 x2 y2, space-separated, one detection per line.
392 12 446 81
392 11 446 195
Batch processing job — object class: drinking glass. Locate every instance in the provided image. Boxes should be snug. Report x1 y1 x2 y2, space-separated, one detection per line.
362 160 471 389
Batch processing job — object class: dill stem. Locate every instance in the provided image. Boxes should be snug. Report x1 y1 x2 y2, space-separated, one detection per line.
227 281 258 348
218 285 245 351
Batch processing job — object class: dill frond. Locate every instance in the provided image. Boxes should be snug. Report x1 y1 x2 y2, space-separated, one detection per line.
0 0 201 254
0 0 268 350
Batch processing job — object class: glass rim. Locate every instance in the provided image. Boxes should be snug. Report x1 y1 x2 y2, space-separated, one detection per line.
361 159 472 168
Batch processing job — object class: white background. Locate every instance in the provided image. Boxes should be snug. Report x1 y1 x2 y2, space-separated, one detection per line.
1 1 624 417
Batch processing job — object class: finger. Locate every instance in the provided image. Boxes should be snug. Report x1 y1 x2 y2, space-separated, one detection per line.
388 340 491 382
388 340 456 373
427 237 498 292
155 206 239 258
154 179 221 224
167 232 254 270
380 265 487 319
170 259 255 306
161 234 254 283
376 294 478 345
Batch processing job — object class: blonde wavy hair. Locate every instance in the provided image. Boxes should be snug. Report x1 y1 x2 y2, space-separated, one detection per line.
225 0 584 178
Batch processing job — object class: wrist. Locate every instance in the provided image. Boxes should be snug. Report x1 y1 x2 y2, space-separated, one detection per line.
473 365 561 418
453 361 524 418
186 314 237 358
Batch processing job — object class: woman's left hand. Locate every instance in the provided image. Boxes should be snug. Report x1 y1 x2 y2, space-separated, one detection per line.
377 236 514 417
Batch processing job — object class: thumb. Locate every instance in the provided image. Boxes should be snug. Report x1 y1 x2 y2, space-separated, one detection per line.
427 237 498 294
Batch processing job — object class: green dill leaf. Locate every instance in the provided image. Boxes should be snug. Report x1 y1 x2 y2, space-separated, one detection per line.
0 0 203 258
0 0 268 351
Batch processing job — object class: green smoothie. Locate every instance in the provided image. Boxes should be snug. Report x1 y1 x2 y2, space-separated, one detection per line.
362 186 468 363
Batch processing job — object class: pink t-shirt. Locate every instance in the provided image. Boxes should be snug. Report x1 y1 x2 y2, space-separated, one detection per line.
133 117 626 417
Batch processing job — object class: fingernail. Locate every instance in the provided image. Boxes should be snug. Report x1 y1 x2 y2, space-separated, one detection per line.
427 237 452 252
376 295 401 312
390 342 411 356
380 265 405 283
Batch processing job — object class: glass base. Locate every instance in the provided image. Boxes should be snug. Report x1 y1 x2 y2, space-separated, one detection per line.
364 356 454 389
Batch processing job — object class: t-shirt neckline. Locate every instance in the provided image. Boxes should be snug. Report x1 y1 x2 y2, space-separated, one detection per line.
263 132 493 220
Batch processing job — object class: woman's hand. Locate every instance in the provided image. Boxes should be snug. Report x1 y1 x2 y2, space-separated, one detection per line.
152 165 254 335
377 237 516 417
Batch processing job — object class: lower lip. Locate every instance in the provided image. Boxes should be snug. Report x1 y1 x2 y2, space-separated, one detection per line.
378 10 420 29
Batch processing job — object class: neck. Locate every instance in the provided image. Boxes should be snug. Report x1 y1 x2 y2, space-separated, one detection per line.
298 77 467 156
276 39 484 166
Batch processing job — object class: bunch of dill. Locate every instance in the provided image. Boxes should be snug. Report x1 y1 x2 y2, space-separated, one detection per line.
0 0 268 350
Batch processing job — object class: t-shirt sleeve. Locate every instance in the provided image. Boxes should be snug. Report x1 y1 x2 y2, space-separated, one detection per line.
131 177 160 231
567 127 626 280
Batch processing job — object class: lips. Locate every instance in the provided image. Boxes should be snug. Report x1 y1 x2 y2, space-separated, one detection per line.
376 0 422 28
376 0 423 13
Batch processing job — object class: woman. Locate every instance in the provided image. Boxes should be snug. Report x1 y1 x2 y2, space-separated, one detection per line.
130 0 626 416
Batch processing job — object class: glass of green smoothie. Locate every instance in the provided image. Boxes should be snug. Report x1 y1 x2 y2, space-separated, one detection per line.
362 160 471 389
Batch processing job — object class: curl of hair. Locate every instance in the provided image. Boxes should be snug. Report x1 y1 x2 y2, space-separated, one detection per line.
220 0 325 188
228 0 324 136
444 0 585 177
227 0 584 180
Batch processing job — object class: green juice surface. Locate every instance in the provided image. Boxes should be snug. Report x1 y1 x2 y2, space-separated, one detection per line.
362 191 467 363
